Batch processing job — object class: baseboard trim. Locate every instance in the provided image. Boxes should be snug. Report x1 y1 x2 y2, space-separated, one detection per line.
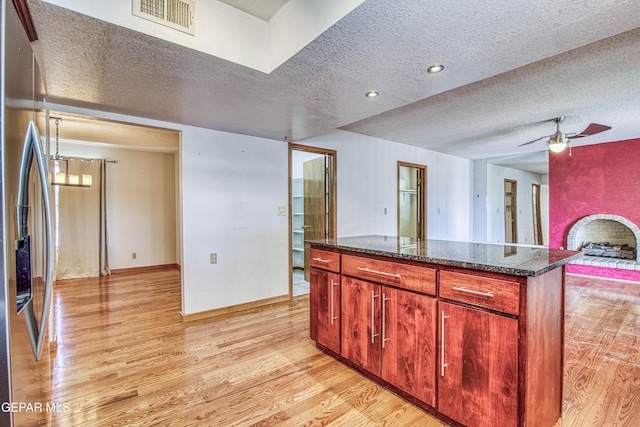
110 263 181 275
181 294 290 322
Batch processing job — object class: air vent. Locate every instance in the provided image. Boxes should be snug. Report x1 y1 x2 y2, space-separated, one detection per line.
133 0 195 35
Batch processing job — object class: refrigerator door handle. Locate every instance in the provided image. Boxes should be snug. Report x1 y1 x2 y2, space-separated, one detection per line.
16 121 54 361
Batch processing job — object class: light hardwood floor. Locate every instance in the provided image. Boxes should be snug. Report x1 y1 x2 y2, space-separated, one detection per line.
29 268 640 426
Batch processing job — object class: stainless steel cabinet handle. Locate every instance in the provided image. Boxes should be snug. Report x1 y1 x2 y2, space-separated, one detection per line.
441 310 450 377
382 293 390 348
451 286 494 298
312 257 332 263
358 267 401 279
371 291 379 344
330 280 338 324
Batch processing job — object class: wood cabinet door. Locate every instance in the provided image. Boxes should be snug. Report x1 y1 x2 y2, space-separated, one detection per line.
381 287 437 407
341 277 381 376
311 268 341 353
310 269 319 343
439 302 519 427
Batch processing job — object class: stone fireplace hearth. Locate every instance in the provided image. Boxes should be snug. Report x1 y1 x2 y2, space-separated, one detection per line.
567 214 640 270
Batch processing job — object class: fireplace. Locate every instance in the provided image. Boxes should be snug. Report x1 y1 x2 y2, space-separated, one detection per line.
567 214 640 270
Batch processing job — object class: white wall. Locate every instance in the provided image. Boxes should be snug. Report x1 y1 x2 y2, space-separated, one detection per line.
46 105 476 317
472 159 488 241
540 174 550 245
486 164 542 244
298 130 473 241
56 142 177 269
180 127 290 315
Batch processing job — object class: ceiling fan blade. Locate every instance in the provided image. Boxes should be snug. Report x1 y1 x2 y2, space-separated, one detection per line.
569 123 611 139
518 135 548 147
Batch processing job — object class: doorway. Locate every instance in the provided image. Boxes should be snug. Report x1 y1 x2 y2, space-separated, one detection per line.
504 179 518 243
45 112 181 278
398 162 426 239
289 144 337 297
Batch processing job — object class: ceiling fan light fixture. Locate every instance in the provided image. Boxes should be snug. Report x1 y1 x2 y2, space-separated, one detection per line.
547 134 568 153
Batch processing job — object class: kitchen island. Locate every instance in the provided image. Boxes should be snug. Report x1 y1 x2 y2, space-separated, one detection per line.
307 235 581 427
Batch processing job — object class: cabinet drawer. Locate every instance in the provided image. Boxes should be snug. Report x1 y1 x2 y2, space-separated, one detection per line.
342 254 436 295
309 248 341 273
439 271 520 315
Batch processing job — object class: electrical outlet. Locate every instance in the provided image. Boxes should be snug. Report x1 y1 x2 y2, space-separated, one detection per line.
131 252 137 259
210 253 217 264
277 206 287 216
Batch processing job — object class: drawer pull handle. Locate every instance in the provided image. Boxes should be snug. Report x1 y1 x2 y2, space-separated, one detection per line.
451 286 494 298
312 257 332 263
357 267 401 279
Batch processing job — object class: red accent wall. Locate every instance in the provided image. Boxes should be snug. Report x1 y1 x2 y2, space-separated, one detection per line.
549 138 640 281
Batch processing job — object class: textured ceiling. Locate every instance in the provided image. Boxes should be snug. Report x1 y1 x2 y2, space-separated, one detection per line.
26 0 640 174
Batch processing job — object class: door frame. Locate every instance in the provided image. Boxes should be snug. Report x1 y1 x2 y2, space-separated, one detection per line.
288 143 337 298
397 161 426 239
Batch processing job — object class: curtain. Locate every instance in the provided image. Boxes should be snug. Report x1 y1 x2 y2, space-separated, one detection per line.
54 158 110 279
99 160 110 276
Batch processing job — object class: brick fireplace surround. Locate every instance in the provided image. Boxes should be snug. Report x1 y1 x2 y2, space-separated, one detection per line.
566 214 639 270
550 137 640 282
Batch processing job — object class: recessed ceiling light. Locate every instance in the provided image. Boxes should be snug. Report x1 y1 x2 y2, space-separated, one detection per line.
365 91 379 98
427 64 444 73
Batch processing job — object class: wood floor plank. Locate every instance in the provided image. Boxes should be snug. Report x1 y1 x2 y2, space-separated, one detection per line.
20 268 636 426
562 275 640 427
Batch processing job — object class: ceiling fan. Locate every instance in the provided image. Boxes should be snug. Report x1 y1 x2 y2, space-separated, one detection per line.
518 117 611 153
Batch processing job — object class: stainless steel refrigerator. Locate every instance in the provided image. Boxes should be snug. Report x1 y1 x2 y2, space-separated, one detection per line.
2 1 55 425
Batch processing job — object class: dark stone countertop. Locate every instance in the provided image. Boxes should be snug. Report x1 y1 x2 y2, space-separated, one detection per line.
307 235 581 277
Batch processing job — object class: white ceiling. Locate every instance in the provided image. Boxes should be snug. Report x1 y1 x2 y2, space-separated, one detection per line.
25 0 640 175
217 0 289 22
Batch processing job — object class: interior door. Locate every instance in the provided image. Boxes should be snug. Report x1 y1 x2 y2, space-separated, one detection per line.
532 184 543 245
303 156 327 281
504 179 518 244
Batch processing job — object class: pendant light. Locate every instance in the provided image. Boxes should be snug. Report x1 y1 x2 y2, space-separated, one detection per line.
50 118 92 187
